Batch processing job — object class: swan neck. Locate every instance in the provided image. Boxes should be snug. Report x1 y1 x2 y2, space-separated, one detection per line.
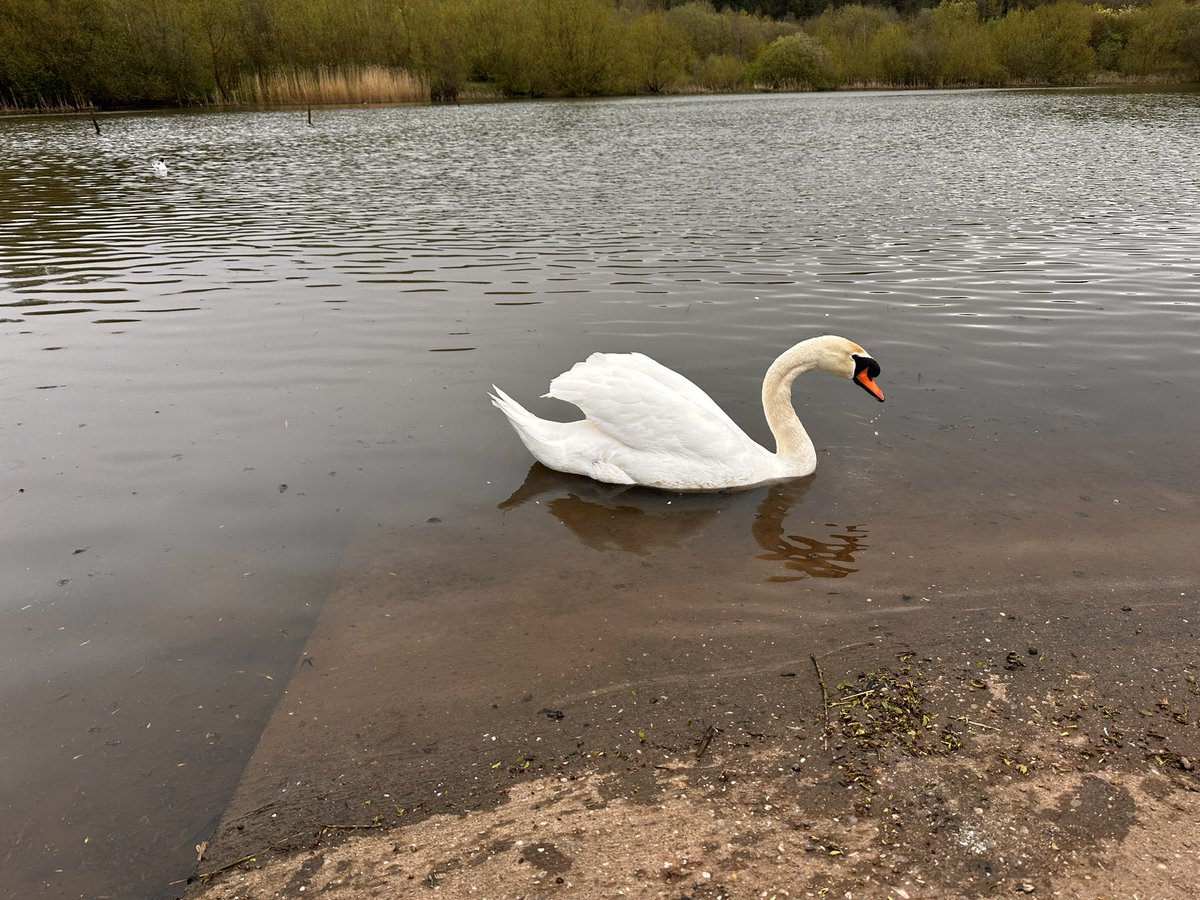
761 344 816 460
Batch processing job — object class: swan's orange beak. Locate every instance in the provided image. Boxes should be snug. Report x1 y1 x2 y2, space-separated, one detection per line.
852 355 885 402
856 369 885 402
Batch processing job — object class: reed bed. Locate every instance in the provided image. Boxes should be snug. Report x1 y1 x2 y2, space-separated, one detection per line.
229 65 430 106
457 82 506 102
1 92 93 114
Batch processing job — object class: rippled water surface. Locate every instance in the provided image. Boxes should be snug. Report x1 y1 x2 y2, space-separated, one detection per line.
2 89 1199 897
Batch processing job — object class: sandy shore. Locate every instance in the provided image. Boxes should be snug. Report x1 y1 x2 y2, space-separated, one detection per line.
184 467 1200 898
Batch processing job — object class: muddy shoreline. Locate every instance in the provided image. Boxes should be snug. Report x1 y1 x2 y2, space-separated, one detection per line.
184 472 1200 898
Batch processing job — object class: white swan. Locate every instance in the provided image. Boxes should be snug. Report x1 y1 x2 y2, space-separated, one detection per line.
489 334 884 492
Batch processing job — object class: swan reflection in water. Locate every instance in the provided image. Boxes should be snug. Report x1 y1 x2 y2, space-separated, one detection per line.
500 464 867 581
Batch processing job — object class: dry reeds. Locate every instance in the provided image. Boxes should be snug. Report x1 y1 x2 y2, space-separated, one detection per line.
228 65 430 107
0 91 94 115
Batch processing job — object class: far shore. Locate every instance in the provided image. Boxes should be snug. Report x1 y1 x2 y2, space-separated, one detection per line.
3 74 1195 119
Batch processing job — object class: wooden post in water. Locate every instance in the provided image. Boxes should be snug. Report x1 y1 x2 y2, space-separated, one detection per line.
307 105 313 126
89 108 100 135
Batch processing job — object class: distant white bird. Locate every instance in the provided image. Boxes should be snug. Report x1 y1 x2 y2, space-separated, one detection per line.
152 158 168 176
490 334 885 492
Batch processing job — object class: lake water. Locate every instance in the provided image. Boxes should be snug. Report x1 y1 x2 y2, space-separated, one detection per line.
2 88 1198 897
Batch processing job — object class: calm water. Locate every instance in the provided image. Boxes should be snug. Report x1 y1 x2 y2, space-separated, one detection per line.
2 89 1199 897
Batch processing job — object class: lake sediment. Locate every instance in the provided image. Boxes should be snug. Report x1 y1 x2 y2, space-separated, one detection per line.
187 461 1200 897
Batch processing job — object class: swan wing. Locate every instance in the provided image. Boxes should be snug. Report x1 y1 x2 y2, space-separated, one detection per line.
546 352 760 462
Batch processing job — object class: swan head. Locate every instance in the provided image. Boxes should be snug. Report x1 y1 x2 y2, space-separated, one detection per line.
850 352 884 402
806 335 885 402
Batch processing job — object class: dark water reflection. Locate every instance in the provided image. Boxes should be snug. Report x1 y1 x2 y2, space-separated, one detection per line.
501 465 866 581
499 464 741 555
1 88 1199 897
750 483 867 582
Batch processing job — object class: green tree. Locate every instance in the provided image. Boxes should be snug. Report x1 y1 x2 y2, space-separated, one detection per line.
0 0 53 105
1123 0 1186 75
531 0 618 95
811 4 911 86
990 1 1095 84
461 0 538 94
623 11 691 92
913 0 999 86
694 52 747 89
666 1 727 60
183 0 248 98
1089 6 1131 73
2 0 107 105
1179 2 1200 77
747 32 835 89
402 0 470 100
872 22 919 85
257 0 408 70
111 0 216 103
723 7 795 60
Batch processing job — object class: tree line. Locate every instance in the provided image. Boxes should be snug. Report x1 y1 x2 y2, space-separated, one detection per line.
2 0 1198 110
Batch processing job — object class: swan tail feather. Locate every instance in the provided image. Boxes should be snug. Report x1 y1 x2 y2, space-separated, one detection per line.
489 385 557 456
488 384 522 413
490 385 635 485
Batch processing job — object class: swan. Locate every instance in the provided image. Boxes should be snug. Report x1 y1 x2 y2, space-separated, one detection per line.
489 334 884 492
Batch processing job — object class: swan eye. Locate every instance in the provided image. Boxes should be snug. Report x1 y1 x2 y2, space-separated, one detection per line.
852 355 880 380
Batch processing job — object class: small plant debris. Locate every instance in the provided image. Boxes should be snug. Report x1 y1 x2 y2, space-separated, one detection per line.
830 664 961 760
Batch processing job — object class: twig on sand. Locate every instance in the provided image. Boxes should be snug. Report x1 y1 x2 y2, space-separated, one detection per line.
190 821 386 884
829 687 877 705
811 654 832 749
192 852 260 883
308 822 384 849
955 715 999 731
695 724 717 760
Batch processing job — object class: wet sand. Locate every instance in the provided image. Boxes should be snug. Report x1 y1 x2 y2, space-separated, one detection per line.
184 446 1200 898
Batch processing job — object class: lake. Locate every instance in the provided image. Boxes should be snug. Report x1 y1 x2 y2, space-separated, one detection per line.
1 87 1198 897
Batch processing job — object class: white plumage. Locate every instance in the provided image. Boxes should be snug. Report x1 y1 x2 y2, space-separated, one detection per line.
490 334 884 492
